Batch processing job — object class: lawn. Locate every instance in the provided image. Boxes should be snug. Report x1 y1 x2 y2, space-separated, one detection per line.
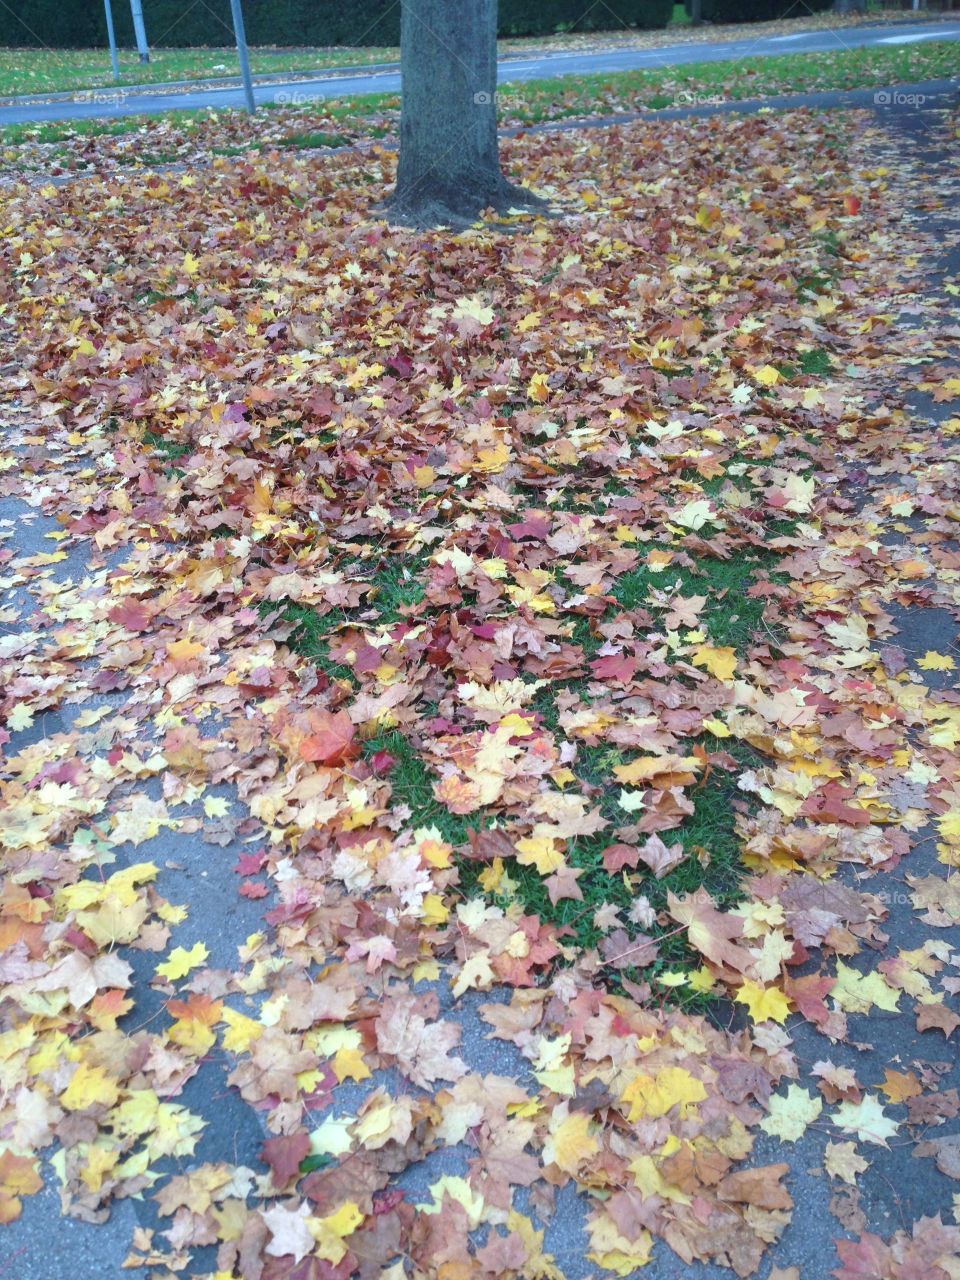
0 43 400 98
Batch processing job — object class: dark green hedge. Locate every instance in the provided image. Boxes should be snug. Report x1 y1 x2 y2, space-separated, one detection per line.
498 0 674 35
2 0 673 49
1 2 402 49
686 0 832 22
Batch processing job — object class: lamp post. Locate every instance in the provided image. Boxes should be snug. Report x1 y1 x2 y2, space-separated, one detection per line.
103 0 120 80
229 0 256 114
129 0 150 64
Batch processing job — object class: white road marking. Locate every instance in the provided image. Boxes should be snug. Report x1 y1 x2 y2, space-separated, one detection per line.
877 29 960 44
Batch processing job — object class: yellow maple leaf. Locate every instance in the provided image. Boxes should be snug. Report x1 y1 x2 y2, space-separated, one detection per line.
823 1140 868 1185
166 637 205 666
514 835 564 875
311 1201 364 1264
421 893 449 926
478 857 506 894
527 372 550 403
422 1176 484 1227
333 1047 372 1084
613 754 701 785
169 1018 217 1056
451 950 495 998
110 1090 160 1138
674 498 717 530
734 980 791 1024
832 961 900 1014
587 1219 653 1277
543 1110 599 1174
702 716 732 738
155 942 209 983
753 364 781 387
6 704 34 732
452 296 494 326
221 1008 263 1054
532 1033 575 1097
621 1066 707 1120
760 1084 822 1142
782 473 815 512
917 651 956 672
690 644 738 682
61 1062 121 1112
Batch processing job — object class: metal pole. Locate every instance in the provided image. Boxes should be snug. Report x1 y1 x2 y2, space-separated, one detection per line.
129 0 150 64
229 0 256 114
103 0 120 80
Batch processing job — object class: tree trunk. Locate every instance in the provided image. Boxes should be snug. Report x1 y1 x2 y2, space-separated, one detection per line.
383 0 543 228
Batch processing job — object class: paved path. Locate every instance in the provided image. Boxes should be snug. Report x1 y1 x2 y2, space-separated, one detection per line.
0 19 958 125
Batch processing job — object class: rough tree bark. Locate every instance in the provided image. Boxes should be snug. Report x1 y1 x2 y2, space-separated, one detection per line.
383 0 544 227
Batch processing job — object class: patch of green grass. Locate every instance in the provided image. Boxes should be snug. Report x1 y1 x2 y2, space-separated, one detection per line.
363 729 477 847
142 430 190 461
0 117 145 146
457 734 759 1009
259 555 425 670
259 599 357 686
0 110 205 148
799 346 835 377
613 551 781 657
366 557 427 622
276 130 351 150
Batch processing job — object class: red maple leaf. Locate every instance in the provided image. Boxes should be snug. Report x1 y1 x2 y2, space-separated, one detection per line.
299 711 357 765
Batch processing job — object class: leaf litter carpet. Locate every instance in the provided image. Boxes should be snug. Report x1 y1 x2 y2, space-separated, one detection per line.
0 104 959 1278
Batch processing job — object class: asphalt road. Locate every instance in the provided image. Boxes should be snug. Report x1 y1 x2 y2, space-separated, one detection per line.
1 19 958 125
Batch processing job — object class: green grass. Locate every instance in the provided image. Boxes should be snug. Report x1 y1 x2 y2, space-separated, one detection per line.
495 41 960 123
142 429 191 461
0 44 401 97
258 554 426 669
259 599 358 688
613 551 781 655
275 130 351 150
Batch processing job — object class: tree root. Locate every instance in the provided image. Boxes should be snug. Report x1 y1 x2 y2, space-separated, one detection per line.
378 175 552 231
